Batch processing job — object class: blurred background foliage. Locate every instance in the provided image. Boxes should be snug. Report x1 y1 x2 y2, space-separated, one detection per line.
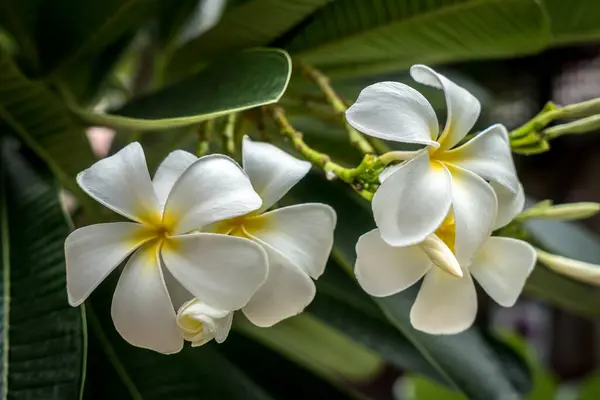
2 0 600 399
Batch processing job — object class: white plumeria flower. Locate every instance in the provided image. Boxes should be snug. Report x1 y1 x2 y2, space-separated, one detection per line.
176 299 233 347
346 64 524 248
355 209 537 334
159 136 337 327
65 142 268 354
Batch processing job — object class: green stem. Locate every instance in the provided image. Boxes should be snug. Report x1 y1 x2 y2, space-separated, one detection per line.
223 113 237 156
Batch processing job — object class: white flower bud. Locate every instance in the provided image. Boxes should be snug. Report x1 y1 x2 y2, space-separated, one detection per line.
418 234 463 278
520 202 600 221
536 248 600 286
176 299 233 347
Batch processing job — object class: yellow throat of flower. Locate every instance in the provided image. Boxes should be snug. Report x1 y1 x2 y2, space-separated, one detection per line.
418 211 462 278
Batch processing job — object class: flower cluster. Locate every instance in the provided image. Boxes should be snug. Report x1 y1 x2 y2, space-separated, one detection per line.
347 65 537 334
65 137 336 354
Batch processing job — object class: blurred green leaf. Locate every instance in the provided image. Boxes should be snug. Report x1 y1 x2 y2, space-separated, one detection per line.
282 0 550 78
543 0 600 45
75 49 291 131
0 48 94 194
168 0 332 79
0 139 86 399
578 371 600 400
289 173 532 400
524 217 600 317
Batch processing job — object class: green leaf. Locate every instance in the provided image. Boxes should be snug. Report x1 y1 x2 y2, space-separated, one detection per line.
283 0 550 78
543 0 600 45
0 48 94 194
0 139 86 399
289 174 532 400
74 49 292 131
523 217 600 317
167 0 332 79
578 371 600 400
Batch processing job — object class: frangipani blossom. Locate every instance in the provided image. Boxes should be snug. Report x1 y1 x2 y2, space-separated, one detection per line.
65 143 268 354
355 212 536 334
346 64 524 248
176 299 233 347
159 137 337 327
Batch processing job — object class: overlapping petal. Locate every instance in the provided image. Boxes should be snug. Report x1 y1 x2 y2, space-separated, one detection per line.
242 242 315 327
77 142 161 225
161 233 268 310
65 222 155 306
410 266 477 334
246 204 336 279
446 165 497 264
242 136 311 212
346 81 439 146
111 242 182 354
373 152 452 247
470 237 536 307
355 229 431 297
163 154 262 234
153 150 197 208
410 65 481 151
491 182 525 229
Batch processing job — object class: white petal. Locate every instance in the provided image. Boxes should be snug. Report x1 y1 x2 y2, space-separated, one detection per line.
470 237 536 307
161 233 268 310
163 267 194 310
214 312 234 343
163 154 262 234
65 222 154 306
373 152 452 247
242 241 315 327
438 124 520 194
242 136 311 212
410 65 481 150
410 266 477 334
355 229 431 297
111 242 183 354
77 142 161 224
448 165 497 265
492 182 525 230
153 150 197 208
246 204 336 279
346 81 439 146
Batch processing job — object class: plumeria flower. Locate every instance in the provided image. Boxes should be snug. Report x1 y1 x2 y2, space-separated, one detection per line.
65 143 268 354
158 136 337 327
355 207 537 334
346 64 524 248
176 299 233 347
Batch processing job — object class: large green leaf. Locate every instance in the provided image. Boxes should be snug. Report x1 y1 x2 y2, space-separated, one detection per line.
282 0 550 77
74 49 292 131
0 139 86 399
0 48 94 194
167 0 332 79
289 173 532 400
543 0 600 45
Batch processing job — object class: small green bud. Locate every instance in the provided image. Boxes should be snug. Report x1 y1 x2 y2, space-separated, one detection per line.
536 248 600 286
518 202 600 221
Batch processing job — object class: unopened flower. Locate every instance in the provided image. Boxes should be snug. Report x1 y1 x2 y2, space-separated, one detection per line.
536 248 600 286
346 65 523 248
65 143 268 354
160 137 337 327
355 216 536 334
176 299 233 347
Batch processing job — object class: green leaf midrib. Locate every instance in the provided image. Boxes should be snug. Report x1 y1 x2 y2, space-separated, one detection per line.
1 160 10 400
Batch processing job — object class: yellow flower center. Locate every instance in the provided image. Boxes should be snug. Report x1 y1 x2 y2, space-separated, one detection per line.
212 213 270 239
434 211 456 254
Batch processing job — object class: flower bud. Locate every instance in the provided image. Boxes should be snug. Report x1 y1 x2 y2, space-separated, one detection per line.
536 248 600 286
176 299 233 347
520 202 600 221
418 234 463 278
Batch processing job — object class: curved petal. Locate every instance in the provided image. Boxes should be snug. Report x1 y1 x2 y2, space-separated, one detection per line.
163 267 194 310
242 241 315 327
410 65 481 150
438 124 520 194
77 142 161 225
153 150 197 208
214 312 234 343
65 222 154 306
242 136 311 212
470 237 536 307
346 81 439 146
163 154 262 234
161 233 268 310
447 165 497 265
410 266 477 334
373 152 452 247
111 242 183 354
355 229 431 297
492 182 525 229
245 203 336 279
